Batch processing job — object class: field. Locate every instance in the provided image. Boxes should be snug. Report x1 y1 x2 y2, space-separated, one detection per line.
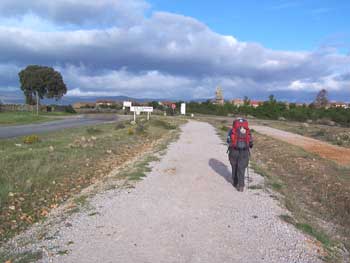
0 112 75 126
0 117 185 242
205 116 350 261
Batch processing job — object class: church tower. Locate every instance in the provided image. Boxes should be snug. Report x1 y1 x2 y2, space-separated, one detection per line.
215 86 224 105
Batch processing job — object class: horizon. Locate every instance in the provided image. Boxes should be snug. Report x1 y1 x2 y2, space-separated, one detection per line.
0 0 350 103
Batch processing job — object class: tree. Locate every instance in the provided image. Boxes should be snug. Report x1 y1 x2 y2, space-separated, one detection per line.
313 89 329 108
18 65 67 115
243 96 250 106
268 94 276 104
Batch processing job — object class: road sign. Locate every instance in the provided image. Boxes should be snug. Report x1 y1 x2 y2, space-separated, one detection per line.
171 104 176 110
181 103 186 115
130 106 153 113
130 106 154 121
123 101 132 108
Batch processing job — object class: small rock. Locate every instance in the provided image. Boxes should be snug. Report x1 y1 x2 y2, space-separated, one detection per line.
65 222 73 227
15 144 22 147
106 150 112 154
8 192 14 197
9 206 15 210
49 146 54 152
302 123 309 128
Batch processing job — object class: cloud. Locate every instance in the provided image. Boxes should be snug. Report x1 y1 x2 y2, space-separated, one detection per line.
0 0 149 27
0 1 349 102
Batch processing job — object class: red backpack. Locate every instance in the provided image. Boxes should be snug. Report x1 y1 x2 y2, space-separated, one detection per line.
230 118 251 150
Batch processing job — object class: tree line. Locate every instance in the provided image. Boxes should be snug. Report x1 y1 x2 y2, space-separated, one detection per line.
186 92 350 127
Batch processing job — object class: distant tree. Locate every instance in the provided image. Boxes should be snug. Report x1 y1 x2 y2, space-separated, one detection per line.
18 65 67 115
313 89 329 108
243 96 250 106
268 94 277 104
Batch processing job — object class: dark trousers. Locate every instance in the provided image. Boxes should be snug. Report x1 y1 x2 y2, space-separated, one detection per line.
229 149 249 187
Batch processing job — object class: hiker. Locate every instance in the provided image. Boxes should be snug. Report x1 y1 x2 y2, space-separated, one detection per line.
227 118 253 192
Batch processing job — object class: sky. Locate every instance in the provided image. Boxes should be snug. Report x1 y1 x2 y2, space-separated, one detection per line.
0 0 349 103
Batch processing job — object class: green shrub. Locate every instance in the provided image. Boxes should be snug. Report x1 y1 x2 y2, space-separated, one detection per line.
23 135 40 144
221 125 228 131
136 123 147 133
151 119 176 130
64 105 76 114
115 122 126 130
86 127 102 135
128 127 134 135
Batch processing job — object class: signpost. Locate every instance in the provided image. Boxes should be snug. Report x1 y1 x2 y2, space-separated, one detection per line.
123 101 132 110
181 103 186 115
171 103 176 115
130 106 154 121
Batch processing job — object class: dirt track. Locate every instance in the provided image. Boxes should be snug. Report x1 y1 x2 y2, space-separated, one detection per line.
34 121 322 263
251 125 350 166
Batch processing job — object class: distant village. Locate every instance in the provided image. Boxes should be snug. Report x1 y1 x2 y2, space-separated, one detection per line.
72 86 349 111
1 86 349 113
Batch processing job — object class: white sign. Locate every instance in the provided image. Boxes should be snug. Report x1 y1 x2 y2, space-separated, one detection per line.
130 106 153 113
181 103 186 115
123 101 132 108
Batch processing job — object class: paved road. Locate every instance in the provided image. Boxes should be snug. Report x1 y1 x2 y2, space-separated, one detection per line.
43 121 321 263
0 114 131 139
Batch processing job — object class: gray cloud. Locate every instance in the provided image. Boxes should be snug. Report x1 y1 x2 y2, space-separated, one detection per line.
0 0 149 26
0 1 349 102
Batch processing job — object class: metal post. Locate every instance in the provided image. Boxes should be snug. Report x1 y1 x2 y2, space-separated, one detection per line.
147 112 150 120
134 111 136 122
36 92 39 116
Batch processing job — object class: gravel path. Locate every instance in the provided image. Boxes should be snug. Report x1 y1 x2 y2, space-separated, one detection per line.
251 125 350 166
42 121 322 263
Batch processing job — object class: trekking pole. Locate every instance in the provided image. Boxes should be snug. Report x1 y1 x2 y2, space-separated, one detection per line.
247 163 250 190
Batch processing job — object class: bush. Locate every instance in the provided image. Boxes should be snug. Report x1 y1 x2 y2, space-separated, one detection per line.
136 123 147 133
115 122 126 130
151 119 177 130
86 127 102 135
23 135 40 144
128 127 134 135
221 125 228 131
64 105 76 114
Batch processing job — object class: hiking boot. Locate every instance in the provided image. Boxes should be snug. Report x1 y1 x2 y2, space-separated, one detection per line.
238 186 244 192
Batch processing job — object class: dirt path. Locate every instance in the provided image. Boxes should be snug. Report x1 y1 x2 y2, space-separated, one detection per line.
251 125 350 166
39 121 321 262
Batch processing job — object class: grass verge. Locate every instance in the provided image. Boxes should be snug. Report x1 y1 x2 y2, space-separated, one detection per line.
0 111 76 126
0 116 186 243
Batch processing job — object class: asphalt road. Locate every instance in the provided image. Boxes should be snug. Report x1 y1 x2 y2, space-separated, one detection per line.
0 114 131 139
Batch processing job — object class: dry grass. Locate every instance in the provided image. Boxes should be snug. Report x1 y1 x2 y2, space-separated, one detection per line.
0 116 185 243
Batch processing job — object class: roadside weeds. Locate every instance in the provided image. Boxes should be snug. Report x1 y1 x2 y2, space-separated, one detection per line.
0 117 186 262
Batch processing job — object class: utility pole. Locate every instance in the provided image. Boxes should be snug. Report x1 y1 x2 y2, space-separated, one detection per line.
36 92 39 116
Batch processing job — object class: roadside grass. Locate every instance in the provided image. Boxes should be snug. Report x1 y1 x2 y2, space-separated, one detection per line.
0 111 76 126
205 117 350 262
0 116 185 242
0 250 43 263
